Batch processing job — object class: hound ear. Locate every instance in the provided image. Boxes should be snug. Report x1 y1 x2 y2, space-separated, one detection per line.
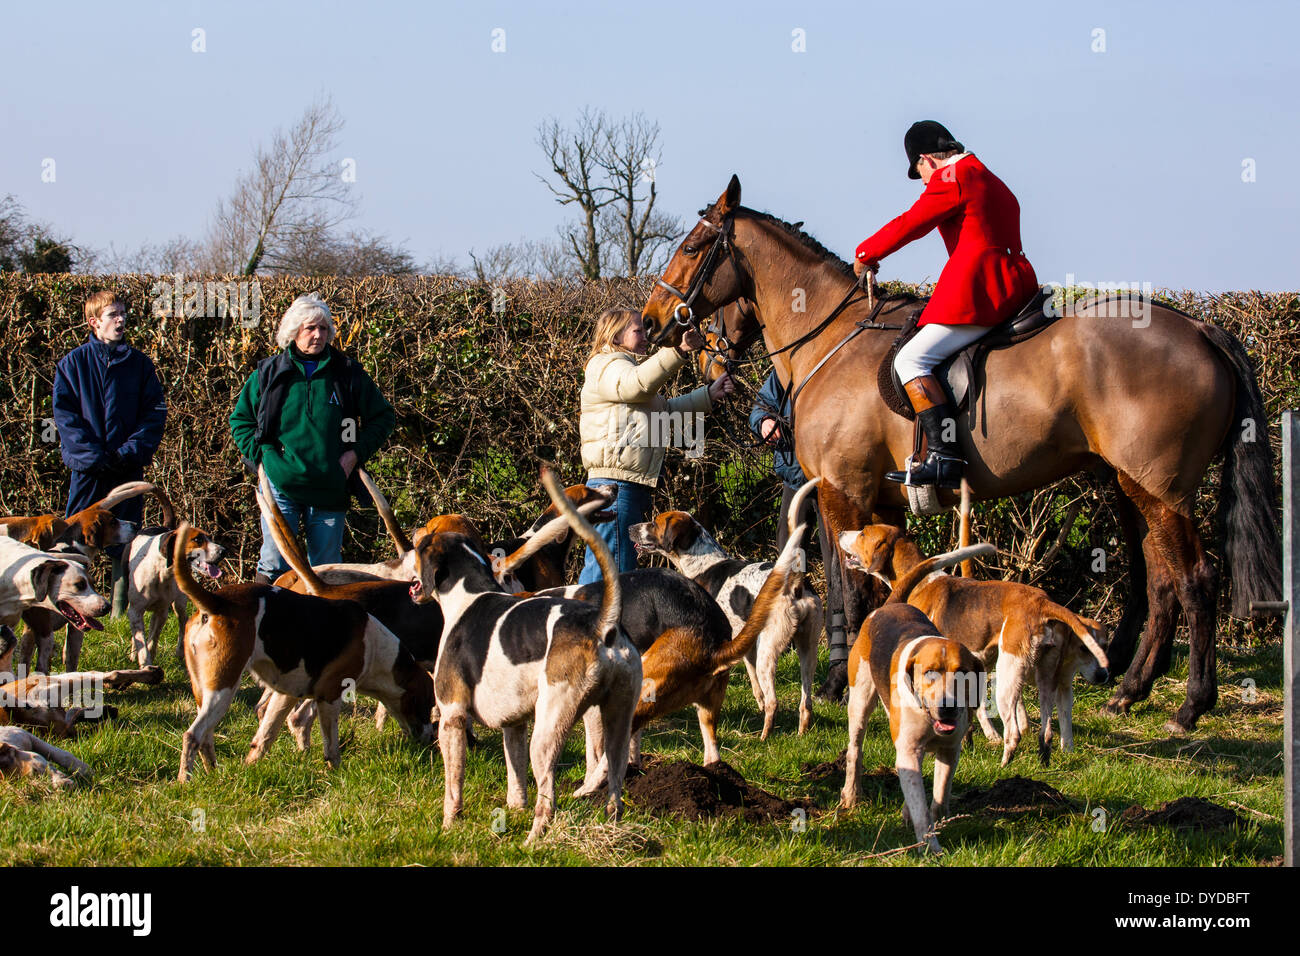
894 638 923 711
656 517 679 553
30 559 65 602
721 174 741 212
0 742 19 772
866 527 902 575
162 531 178 567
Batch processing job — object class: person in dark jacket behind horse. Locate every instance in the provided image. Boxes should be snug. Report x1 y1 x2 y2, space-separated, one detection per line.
854 121 1038 490
53 290 167 621
230 293 395 583
748 369 844 700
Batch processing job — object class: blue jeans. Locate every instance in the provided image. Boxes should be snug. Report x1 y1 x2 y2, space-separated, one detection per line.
257 478 347 578
577 478 652 586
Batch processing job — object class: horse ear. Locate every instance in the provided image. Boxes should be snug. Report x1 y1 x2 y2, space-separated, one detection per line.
721 174 741 212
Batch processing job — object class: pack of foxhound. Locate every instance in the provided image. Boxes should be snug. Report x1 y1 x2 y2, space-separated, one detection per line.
0 469 1113 855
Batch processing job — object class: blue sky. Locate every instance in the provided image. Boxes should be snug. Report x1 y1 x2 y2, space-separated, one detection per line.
2 0 1296 290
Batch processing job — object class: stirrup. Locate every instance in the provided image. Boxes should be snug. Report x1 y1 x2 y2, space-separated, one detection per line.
886 452 965 490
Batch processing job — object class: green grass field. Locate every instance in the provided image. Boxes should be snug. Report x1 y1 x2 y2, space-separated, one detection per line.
1 615 1284 867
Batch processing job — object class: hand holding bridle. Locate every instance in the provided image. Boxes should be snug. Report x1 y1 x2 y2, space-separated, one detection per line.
708 373 735 404
680 327 706 352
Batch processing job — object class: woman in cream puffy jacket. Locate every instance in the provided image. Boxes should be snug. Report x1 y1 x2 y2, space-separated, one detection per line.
576 308 734 584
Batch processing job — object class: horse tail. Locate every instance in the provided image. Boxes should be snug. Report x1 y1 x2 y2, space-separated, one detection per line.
1197 321 1282 617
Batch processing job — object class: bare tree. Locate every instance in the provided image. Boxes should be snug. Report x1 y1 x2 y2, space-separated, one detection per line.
468 237 576 283
97 236 205 274
204 96 358 276
596 113 680 276
535 109 617 279
273 229 421 276
535 109 680 279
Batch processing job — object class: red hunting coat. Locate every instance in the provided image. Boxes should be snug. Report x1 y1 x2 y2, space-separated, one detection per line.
855 154 1038 327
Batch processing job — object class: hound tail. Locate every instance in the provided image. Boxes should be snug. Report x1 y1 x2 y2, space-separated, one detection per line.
146 484 176 530
1043 601 1110 669
712 478 820 672
357 469 413 555
885 543 997 606
255 466 329 596
88 480 157 513
171 520 234 617
540 467 620 647
495 492 615 583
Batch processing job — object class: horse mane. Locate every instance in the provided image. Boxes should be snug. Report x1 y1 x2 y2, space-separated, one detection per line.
724 206 858 279
697 199 925 308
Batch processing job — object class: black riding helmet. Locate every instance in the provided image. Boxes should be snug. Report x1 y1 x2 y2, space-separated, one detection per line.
904 121 964 180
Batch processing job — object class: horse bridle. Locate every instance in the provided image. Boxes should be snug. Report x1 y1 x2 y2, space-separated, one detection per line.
651 215 735 340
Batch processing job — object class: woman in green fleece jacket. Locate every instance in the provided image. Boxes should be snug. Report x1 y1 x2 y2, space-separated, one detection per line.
230 293 395 582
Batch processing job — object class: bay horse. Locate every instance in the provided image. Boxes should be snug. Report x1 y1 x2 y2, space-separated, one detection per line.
641 175 1280 734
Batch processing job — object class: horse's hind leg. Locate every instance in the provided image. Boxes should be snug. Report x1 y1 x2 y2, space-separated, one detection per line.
1164 517 1219 733
1105 475 1218 730
1104 475 1179 716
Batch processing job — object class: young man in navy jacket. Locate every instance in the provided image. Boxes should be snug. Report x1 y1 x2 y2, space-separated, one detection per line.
53 290 167 621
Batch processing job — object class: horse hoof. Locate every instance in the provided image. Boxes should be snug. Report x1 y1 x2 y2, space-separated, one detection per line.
1100 698 1129 717
1163 719 1191 737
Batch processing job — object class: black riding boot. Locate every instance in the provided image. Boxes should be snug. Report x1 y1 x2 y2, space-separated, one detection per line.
885 374 966 490
890 405 965 489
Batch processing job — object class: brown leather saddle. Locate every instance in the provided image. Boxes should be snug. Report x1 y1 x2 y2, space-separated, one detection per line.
878 286 1059 420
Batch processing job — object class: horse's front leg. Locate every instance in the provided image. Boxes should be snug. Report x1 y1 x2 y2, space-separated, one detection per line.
814 479 876 704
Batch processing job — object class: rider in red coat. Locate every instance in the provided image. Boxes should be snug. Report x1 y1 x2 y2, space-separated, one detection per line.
854 121 1038 488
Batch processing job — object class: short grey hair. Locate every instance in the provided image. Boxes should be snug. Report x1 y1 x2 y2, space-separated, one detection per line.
275 293 335 349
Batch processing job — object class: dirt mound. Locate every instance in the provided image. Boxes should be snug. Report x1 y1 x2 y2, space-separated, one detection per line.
800 753 847 782
955 775 1076 817
1120 797 1241 831
800 752 900 805
625 760 808 823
